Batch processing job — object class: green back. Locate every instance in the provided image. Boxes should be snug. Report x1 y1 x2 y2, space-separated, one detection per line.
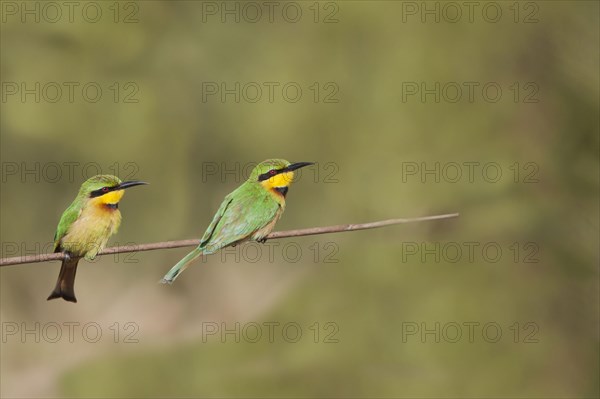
53 196 84 251
199 181 280 253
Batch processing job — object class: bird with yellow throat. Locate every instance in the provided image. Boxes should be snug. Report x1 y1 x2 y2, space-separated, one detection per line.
48 175 147 303
161 159 313 283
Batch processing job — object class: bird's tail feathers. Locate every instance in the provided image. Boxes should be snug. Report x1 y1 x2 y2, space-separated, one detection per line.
160 247 204 284
47 255 80 303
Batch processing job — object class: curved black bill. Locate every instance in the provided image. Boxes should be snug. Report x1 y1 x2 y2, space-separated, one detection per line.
285 162 314 172
117 181 149 190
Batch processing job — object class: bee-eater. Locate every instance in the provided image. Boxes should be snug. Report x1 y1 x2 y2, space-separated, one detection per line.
161 159 313 284
47 175 148 303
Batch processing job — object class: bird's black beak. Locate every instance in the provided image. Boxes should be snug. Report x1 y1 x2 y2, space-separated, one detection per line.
285 162 314 172
117 181 149 190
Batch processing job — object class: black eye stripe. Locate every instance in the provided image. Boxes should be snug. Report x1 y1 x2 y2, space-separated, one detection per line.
258 168 286 181
90 186 115 198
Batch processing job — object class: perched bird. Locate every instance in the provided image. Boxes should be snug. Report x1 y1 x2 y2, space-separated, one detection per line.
48 175 148 303
161 159 313 283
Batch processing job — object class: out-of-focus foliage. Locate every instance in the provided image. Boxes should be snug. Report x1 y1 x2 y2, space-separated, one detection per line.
0 1 598 398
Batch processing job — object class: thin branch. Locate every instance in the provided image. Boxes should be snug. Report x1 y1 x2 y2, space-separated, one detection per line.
0 213 459 267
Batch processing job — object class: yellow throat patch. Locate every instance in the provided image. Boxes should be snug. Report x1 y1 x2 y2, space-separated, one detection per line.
90 189 125 208
260 171 294 190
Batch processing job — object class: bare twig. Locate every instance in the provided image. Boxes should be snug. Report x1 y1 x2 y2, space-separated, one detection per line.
0 213 459 267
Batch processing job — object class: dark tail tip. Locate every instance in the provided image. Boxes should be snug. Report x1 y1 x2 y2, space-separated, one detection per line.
47 290 77 303
48 255 79 303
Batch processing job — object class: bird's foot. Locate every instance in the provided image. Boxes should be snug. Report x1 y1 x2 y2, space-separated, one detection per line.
258 237 267 244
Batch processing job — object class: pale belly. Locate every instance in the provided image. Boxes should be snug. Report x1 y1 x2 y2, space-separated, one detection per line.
60 207 121 259
251 206 283 242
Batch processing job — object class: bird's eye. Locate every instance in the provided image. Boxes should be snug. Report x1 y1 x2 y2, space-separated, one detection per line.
102 187 109 192
269 170 276 175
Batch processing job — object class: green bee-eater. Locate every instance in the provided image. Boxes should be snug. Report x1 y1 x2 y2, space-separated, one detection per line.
161 159 313 284
48 175 147 303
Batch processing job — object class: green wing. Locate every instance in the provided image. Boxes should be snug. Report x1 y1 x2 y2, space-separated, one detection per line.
199 195 233 247
161 183 281 284
53 199 83 252
199 183 280 253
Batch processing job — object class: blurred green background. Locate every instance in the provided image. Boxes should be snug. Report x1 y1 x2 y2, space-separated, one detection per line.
1 1 598 398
